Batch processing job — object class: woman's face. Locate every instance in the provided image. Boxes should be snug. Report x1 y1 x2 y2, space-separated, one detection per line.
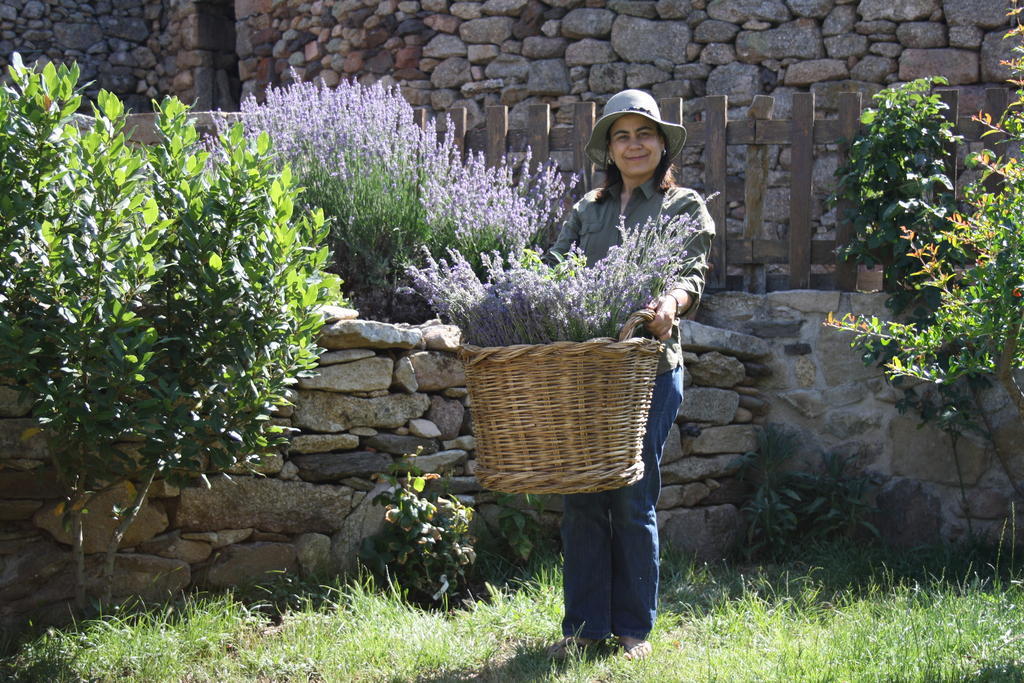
607 113 665 186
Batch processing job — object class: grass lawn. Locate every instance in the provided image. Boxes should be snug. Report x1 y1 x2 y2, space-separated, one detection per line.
3 540 1024 682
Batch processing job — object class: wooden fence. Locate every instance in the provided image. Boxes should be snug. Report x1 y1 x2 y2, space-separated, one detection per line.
125 86 1012 293
417 88 1012 293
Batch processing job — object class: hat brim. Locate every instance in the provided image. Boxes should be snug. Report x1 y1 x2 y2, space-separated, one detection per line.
585 111 687 168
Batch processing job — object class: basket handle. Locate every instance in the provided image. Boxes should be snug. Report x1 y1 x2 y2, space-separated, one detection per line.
617 309 657 342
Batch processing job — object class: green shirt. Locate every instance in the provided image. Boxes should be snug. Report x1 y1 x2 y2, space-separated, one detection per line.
549 178 716 374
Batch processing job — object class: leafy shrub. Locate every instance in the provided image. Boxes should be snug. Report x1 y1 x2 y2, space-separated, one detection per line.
359 465 476 604
238 78 573 321
735 425 877 559
832 77 963 313
826 24 1024 482
0 56 338 605
409 213 702 346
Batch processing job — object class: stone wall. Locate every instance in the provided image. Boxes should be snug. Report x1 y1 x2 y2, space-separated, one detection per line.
0 304 769 630
0 0 239 113
236 0 1014 125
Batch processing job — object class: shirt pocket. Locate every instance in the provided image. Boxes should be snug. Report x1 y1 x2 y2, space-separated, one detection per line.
578 219 607 262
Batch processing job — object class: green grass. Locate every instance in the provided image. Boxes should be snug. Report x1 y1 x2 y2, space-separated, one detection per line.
4 540 1024 682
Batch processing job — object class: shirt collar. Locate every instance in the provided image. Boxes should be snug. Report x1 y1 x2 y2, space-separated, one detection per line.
609 177 659 200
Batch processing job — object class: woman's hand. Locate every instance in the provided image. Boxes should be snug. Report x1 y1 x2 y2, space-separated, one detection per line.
645 295 677 341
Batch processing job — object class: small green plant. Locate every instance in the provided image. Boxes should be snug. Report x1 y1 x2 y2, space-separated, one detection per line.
832 77 963 314
0 55 339 608
359 463 476 603
735 425 877 559
492 493 553 564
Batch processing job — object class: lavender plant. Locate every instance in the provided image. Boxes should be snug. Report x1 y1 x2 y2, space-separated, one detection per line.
238 78 573 320
409 213 701 346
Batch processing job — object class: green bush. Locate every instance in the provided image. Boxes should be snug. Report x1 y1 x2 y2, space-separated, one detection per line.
0 55 339 606
359 465 476 604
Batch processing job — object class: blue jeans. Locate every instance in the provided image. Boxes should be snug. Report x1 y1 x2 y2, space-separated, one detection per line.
560 366 684 640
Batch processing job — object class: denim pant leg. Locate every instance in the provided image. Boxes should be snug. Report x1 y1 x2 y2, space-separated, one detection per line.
561 367 684 641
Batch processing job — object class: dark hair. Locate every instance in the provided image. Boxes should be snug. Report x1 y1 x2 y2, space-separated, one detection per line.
594 126 678 202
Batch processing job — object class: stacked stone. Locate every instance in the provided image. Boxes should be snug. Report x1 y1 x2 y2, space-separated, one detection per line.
0 0 163 113
162 0 240 111
655 319 772 561
232 0 1011 128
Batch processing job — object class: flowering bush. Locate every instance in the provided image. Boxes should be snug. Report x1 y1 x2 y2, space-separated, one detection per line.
409 213 701 346
238 78 572 320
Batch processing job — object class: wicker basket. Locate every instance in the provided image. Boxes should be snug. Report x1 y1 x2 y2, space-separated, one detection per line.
458 310 662 495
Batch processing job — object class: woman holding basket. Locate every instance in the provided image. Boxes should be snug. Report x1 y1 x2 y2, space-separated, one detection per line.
546 89 716 660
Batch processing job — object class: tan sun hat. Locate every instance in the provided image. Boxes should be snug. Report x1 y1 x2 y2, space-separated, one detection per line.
584 89 687 168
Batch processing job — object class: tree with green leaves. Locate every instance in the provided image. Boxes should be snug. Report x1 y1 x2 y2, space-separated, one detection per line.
0 55 340 607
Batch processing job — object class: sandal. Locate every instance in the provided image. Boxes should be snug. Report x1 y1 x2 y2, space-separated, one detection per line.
619 637 652 661
546 635 596 659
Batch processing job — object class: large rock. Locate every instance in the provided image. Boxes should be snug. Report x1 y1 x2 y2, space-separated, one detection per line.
0 418 48 460
54 22 104 50
943 0 1011 28
678 321 771 360
707 0 790 22
332 482 390 574
695 20 741 43
657 482 711 509
872 478 942 547
661 452 741 483
319 320 421 350
297 357 394 393
858 0 938 21
981 30 1015 83
788 0 834 18
138 531 213 564
611 16 690 63
432 57 474 88
736 20 823 62
689 425 758 454
423 33 469 58
658 504 740 562
899 48 978 84
565 38 617 65
319 349 375 366
427 395 466 440
459 17 515 43
99 15 149 41
203 542 298 589
689 351 746 388
785 58 848 85
289 433 360 454
420 324 462 351
408 351 465 391
0 469 61 499
896 22 947 48
395 449 469 473
679 387 739 424
364 433 439 456
295 532 333 576
33 483 168 554
293 391 430 432
662 424 684 464
706 62 762 106
527 58 570 94
484 53 530 79
0 386 32 417
291 451 393 482
92 554 190 602
890 414 988 486
561 8 615 38
175 476 354 533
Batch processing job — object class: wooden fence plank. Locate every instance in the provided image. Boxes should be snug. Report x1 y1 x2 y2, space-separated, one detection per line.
486 105 508 168
726 239 836 264
660 97 685 170
450 106 467 157
835 91 861 291
789 92 814 289
413 108 427 129
705 95 728 289
574 101 596 192
743 95 774 293
937 89 959 199
983 87 1009 195
528 103 550 174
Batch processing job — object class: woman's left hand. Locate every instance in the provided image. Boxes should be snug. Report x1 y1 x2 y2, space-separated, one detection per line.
645 295 677 341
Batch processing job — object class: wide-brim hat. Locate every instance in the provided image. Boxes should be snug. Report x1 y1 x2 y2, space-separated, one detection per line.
585 89 687 168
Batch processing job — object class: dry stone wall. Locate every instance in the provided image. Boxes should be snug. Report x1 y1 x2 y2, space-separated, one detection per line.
0 304 767 630
236 0 1014 127
0 0 240 113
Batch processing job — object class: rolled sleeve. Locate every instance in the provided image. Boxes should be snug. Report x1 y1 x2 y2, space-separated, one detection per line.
666 194 716 314
546 203 583 262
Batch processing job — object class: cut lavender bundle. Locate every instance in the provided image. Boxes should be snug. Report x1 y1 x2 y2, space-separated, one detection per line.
409 211 702 346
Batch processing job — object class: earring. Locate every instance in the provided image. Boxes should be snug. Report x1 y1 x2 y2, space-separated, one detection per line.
662 149 667 157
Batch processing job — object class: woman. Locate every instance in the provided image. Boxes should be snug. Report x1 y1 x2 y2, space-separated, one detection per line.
546 90 716 660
